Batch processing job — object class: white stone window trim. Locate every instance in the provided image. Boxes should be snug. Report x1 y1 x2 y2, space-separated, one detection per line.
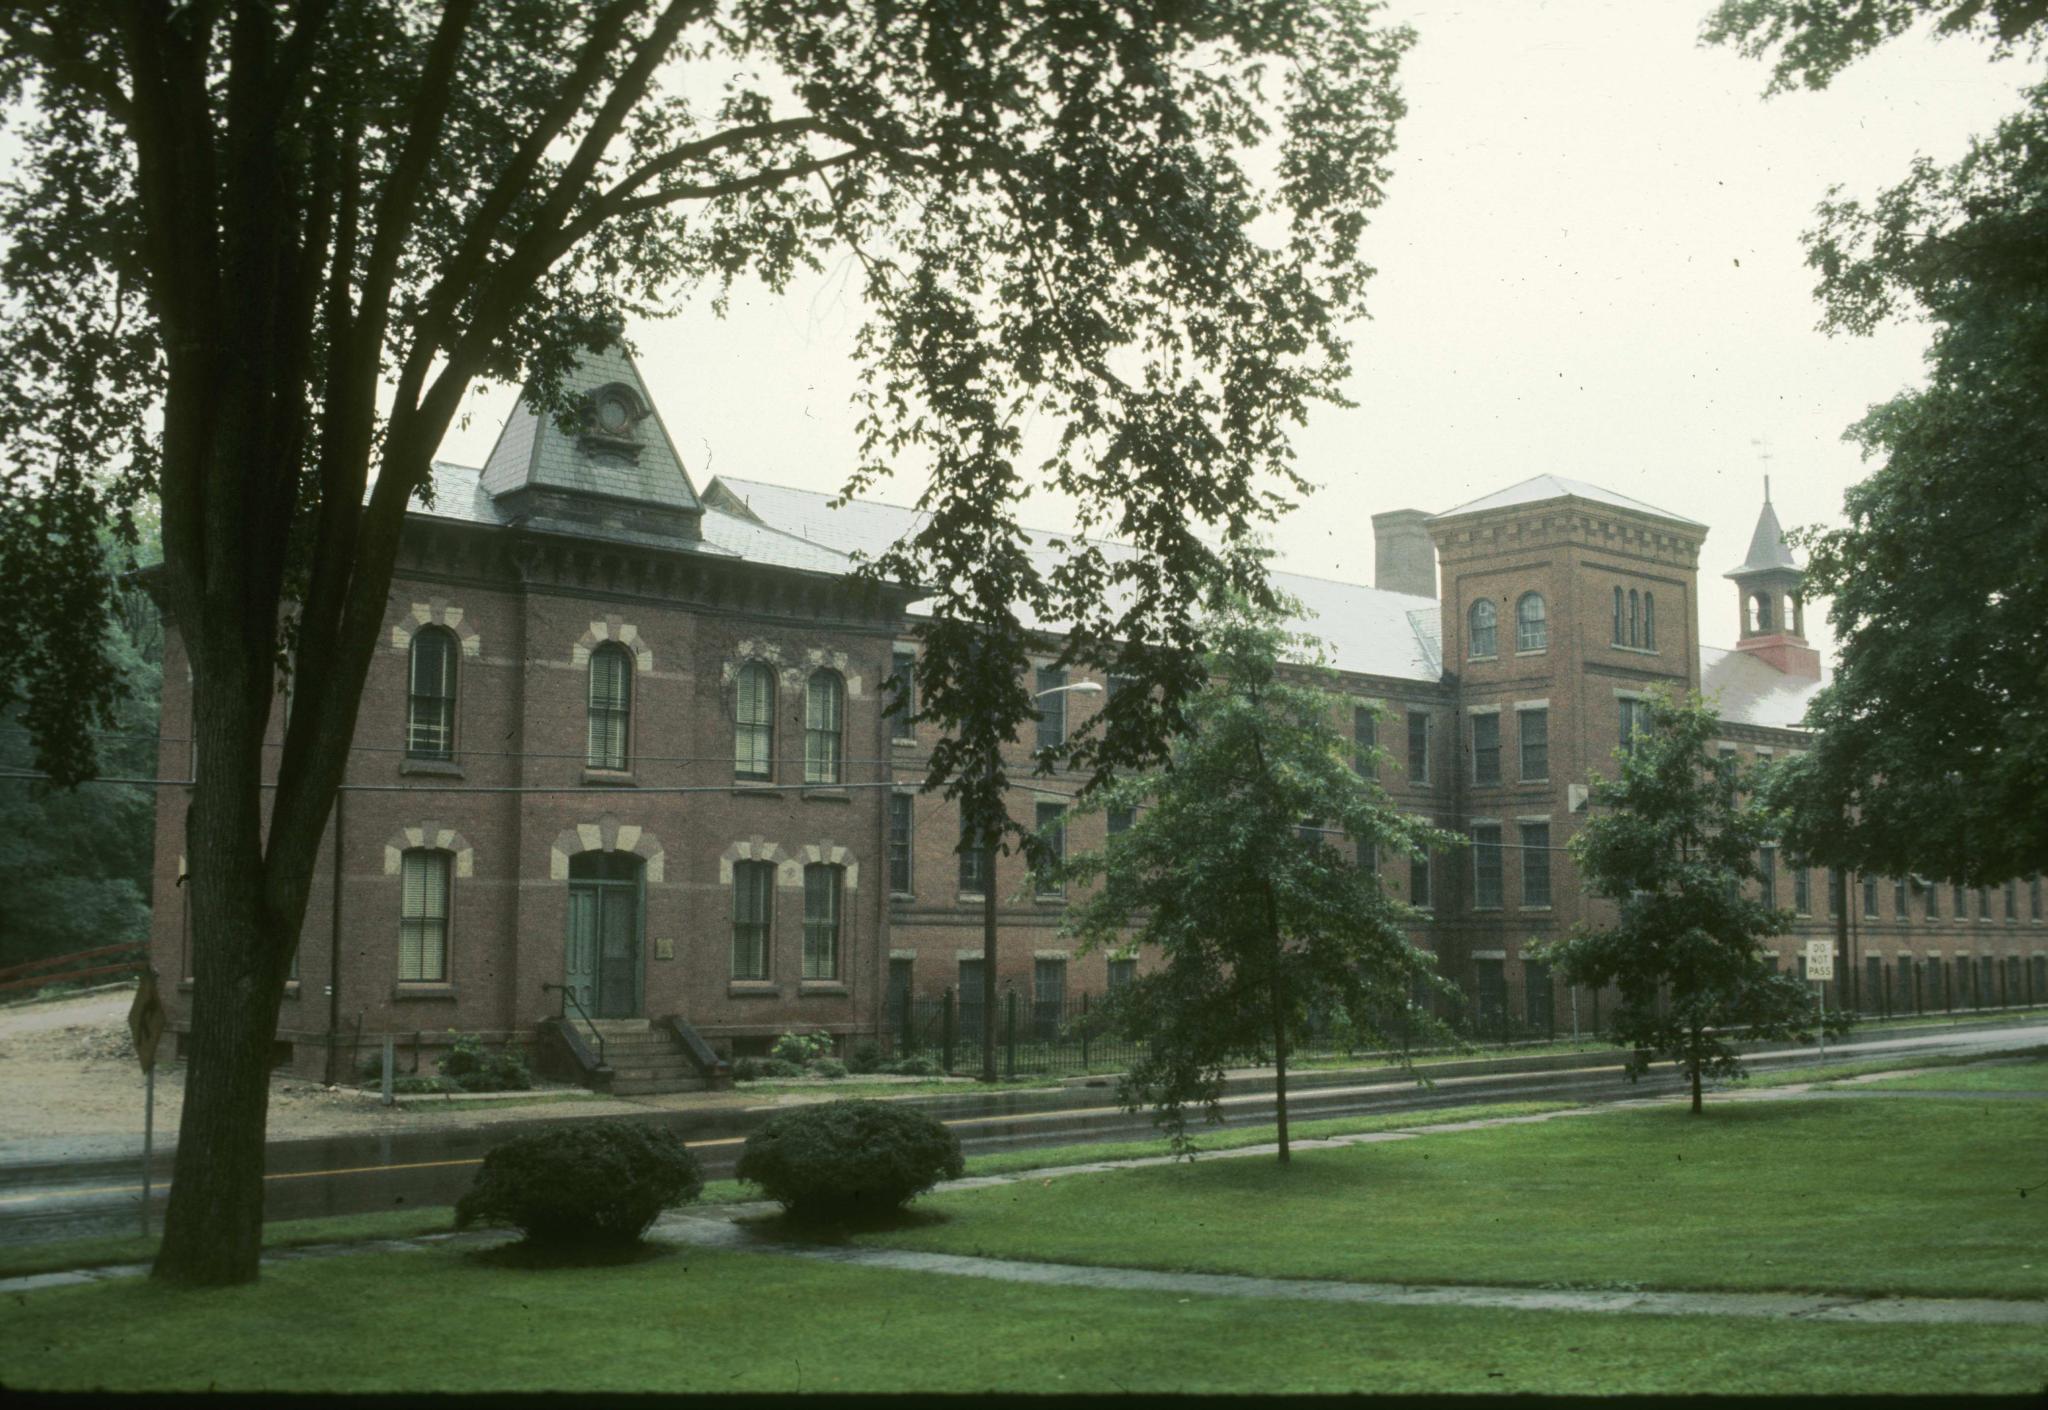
384 823 476 879
1465 703 1502 716
389 600 483 658
1611 687 1650 701
1515 813 1553 825
1471 948 1508 961
553 817 666 883
572 618 654 673
1513 699 1550 713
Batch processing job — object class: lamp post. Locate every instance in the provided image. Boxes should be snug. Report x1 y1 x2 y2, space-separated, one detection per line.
980 678 1102 1083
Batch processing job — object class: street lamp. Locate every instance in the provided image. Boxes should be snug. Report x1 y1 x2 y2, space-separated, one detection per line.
980 678 1103 1083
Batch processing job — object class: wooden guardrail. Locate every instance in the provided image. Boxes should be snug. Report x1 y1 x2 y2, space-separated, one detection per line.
0 941 148 996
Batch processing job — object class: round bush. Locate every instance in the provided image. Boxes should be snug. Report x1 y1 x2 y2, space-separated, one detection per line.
735 1099 964 1222
847 1040 885 1074
806 1057 848 1079
455 1122 703 1246
885 1055 935 1076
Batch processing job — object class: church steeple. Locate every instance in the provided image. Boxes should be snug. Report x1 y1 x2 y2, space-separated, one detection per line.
1723 479 1818 678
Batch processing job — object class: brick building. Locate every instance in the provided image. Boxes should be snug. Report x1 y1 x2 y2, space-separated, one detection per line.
147 358 2048 1085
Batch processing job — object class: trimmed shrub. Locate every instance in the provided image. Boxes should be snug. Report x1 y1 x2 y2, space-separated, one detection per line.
732 1057 804 1082
806 1057 848 1079
455 1122 703 1246
885 1055 936 1076
392 1074 454 1095
847 1040 885 1074
441 1031 533 1093
735 1099 964 1223
771 1029 833 1066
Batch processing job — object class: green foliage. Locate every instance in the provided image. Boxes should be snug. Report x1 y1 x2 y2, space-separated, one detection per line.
439 1033 533 1094
846 1040 885 1074
1708 2 2048 885
1532 693 1844 1110
730 1057 804 1082
1058 582 1459 1155
734 1099 964 1223
884 1055 937 1077
805 1057 848 1080
770 1030 833 1066
454 1123 703 1247
0 519 159 972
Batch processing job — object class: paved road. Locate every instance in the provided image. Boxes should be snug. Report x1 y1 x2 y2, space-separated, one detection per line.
3 1019 2040 1247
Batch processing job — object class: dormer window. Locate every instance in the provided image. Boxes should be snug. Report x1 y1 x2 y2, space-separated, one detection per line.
579 382 647 460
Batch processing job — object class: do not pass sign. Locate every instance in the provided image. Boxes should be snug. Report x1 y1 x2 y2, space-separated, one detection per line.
1803 939 1835 982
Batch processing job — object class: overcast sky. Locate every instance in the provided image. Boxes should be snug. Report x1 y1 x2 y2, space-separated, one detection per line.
434 1 2040 666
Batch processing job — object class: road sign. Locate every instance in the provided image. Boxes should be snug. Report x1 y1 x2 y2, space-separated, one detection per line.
128 968 165 1073
1804 939 1834 982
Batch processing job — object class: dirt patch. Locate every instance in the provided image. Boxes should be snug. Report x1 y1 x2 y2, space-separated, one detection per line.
0 988 759 1154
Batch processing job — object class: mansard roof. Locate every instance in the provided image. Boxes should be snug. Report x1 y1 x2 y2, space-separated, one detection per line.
1432 474 1705 529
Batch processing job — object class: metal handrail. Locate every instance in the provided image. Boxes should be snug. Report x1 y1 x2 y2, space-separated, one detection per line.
541 983 606 1069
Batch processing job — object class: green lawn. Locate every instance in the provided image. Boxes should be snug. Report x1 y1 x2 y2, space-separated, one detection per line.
848 1098 2048 1300
1733 1047 2046 1088
1838 1057 2048 1093
0 1207 457 1280
2 1237 2041 1394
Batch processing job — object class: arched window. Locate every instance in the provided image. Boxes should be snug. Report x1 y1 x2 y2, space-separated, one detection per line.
587 643 632 770
398 849 451 983
1468 599 1498 659
1643 592 1656 651
1612 587 1624 645
735 662 775 780
805 670 844 784
1752 592 1773 633
407 627 458 760
1515 593 1547 653
1628 589 1640 648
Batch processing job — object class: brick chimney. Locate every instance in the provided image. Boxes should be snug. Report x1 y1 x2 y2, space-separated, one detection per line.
1372 508 1437 599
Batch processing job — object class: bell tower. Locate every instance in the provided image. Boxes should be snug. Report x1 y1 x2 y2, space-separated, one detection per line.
1725 480 1819 679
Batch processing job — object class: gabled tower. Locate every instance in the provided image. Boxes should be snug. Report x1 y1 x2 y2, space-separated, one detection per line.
1725 480 1819 679
479 344 705 545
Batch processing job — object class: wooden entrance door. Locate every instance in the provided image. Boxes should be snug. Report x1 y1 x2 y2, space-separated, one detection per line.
567 852 643 1019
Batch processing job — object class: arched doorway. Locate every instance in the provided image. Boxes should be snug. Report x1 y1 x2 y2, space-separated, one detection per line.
565 851 643 1018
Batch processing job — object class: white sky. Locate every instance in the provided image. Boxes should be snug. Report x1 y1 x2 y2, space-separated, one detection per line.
429 2 2034 667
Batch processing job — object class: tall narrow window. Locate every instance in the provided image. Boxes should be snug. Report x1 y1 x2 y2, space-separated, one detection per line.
2032 876 2042 920
1472 713 1501 786
1864 875 1879 918
734 662 775 780
1977 884 1992 920
407 627 457 760
1759 846 1777 905
1032 956 1067 1037
1618 697 1647 754
888 649 917 740
1407 712 1431 785
1521 823 1551 907
803 864 842 980
1108 956 1137 991
1035 667 1067 751
1035 802 1066 898
1353 705 1376 774
804 670 844 784
2004 880 2018 921
1794 867 1811 915
1472 824 1503 909
731 861 773 980
1612 586 1624 645
587 643 632 770
888 793 913 894
1412 849 1433 909
1628 589 1640 647
1519 708 1548 781
1952 884 1966 918
1894 877 1908 916
398 849 450 983
958 813 987 893
1107 805 1135 836
1643 592 1656 650
1515 593 1547 652
1468 599 1498 658
1925 881 1938 919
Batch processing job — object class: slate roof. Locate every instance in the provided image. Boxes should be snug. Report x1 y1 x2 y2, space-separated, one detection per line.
1726 496 1800 577
411 460 859 577
706 475 1445 683
1700 645 1824 731
478 345 702 512
1432 474 1705 529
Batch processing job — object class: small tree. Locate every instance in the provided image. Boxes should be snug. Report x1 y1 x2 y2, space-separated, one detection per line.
1059 583 1457 1161
1535 691 1843 1115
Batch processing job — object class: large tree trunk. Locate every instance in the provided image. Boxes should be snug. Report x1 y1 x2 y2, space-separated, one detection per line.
1266 880 1289 1164
1689 1058 1703 1115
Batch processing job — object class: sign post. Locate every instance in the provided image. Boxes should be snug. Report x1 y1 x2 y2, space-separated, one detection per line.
1804 939 1834 1065
127 968 166 1238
